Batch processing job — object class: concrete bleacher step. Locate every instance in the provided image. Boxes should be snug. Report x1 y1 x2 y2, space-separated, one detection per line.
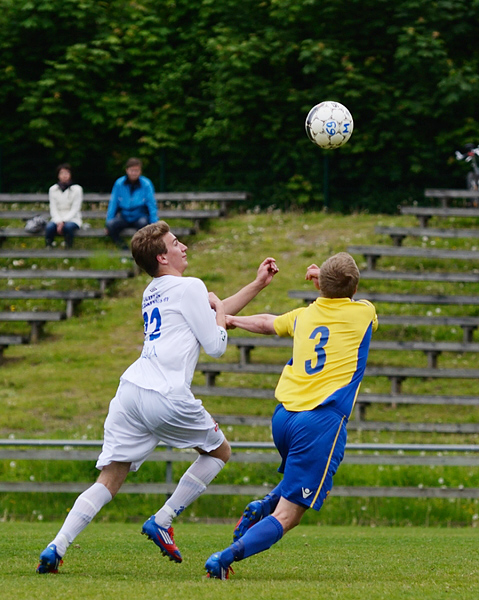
360 269 479 283
0 226 196 240
375 225 479 246
288 289 479 305
0 248 131 259
424 188 479 203
348 244 479 270
400 204 479 226
0 289 101 318
193 386 479 406
287 293 479 342
227 336 479 369
194 388 479 433
0 268 133 293
379 315 479 343
196 362 479 394
0 190 249 204
0 310 66 342
0 333 27 360
0 208 221 220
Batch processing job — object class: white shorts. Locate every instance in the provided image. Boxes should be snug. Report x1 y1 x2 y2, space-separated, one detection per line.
96 380 225 472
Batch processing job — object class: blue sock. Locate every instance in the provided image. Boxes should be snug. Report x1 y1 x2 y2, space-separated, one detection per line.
220 515 284 565
263 483 282 514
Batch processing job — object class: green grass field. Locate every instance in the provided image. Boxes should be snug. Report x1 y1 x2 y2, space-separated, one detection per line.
2 522 478 600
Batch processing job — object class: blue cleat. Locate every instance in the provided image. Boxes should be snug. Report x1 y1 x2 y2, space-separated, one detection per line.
233 500 263 541
205 552 234 580
141 516 182 563
233 491 280 542
36 544 63 574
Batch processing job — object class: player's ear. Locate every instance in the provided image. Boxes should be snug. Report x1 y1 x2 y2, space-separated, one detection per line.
156 253 168 265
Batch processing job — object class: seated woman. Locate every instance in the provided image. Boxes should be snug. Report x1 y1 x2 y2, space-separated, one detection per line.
45 163 83 248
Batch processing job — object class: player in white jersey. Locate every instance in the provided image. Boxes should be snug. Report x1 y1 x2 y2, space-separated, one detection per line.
37 220 278 574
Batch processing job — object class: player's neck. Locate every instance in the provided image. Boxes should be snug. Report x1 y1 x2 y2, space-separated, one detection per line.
156 265 184 278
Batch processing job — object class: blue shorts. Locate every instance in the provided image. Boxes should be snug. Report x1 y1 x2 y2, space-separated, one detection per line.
272 403 347 511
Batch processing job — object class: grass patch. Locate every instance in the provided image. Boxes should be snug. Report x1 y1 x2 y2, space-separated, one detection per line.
1 522 478 600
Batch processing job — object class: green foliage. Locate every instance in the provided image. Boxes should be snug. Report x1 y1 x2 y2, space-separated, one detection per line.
0 1 479 205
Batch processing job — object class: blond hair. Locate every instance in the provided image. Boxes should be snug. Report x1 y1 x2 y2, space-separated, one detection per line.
319 252 359 298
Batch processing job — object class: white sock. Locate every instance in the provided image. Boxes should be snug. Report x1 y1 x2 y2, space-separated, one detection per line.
154 455 225 528
51 482 112 557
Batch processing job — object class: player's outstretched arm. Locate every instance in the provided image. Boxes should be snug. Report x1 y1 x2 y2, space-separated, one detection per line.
222 258 278 316
225 314 276 335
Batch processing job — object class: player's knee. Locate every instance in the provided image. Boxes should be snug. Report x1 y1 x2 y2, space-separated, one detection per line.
219 440 231 463
97 462 130 496
273 512 301 533
272 499 306 532
203 439 231 463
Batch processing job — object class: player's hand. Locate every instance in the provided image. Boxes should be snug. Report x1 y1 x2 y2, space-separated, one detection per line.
225 315 237 330
255 257 279 287
305 264 320 290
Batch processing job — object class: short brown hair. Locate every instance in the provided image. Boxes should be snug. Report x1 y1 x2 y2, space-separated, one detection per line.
125 157 142 169
131 221 170 277
319 252 359 299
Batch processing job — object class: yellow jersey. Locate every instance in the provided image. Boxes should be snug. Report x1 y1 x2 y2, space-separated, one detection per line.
273 297 378 416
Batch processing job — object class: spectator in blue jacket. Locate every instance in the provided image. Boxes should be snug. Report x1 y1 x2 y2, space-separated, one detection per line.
106 157 158 249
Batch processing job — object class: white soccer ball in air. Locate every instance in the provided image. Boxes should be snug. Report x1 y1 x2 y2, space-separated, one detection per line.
305 101 354 149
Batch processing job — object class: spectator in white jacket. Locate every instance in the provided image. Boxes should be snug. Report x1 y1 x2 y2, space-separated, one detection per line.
45 163 83 248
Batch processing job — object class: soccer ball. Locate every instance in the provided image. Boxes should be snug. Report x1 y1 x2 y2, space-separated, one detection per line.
305 101 354 149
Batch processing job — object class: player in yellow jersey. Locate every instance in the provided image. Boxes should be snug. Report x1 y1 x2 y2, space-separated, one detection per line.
205 252 378 579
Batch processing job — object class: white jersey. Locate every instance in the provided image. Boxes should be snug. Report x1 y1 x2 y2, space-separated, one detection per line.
121 275 227 397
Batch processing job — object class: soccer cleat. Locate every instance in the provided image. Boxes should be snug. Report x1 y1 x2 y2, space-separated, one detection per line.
36 544 63 574
233 499 265 541
233 491 280 542
205 552 234 580
141 516 182 563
